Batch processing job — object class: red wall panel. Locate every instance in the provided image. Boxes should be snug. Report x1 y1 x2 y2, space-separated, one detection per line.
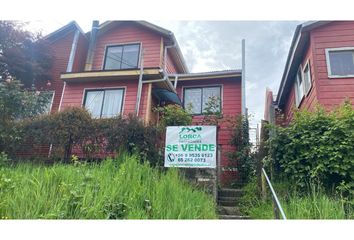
92 23 162 70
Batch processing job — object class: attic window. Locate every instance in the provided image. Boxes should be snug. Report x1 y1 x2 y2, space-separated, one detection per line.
325 47 354 77
103 44 140 70
294 67 304 108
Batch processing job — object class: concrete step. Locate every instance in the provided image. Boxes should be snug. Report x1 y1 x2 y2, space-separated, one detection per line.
219 215 250 220
218 196 239 202
218 188 243 198
217 206 242 216
218 200 237 207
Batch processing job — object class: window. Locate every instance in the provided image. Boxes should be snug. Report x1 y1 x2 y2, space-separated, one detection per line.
183 86 221 114
325 47 354 77
294 68 304 107
83 89 124 118
40 91 54 114
103 44 140 70
302 61 312 95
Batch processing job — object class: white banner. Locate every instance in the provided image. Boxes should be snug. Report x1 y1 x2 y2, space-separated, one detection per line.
164 126 217 168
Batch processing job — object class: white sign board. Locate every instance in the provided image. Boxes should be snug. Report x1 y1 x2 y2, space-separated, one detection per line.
164 126 217 168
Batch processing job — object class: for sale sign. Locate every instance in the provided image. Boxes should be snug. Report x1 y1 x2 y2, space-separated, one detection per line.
164 126 217 168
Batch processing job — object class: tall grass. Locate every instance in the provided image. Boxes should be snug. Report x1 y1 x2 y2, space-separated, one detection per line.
239 178 353 219
0 153 216 219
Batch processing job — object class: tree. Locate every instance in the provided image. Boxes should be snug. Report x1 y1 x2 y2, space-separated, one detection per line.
0 79 52 154
0 21 53 88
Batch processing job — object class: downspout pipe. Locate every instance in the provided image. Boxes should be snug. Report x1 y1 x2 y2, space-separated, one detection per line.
84 20 99 71
135 46 144 116
241 39 246 116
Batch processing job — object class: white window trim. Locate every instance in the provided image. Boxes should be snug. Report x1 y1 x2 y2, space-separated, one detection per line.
101 42 142 70
302 59 312 96
181 84 223 115
325 47 354 78
81 86 127 118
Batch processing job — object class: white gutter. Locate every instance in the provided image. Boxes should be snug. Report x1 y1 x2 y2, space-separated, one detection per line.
58 29 80 112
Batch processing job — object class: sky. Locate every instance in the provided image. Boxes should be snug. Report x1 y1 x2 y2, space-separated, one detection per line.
26 20 301 142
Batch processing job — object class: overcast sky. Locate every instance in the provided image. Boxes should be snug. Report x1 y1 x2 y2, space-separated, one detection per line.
27 20 301 139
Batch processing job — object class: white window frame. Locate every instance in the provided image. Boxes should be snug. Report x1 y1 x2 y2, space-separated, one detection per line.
325 47 354 78
294 67 304 108
302 59 312 96
82 87 126 118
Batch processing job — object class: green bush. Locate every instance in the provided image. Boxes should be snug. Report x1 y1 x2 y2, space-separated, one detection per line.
0 79 51 154
266 101 354 191
100 114 160 165
154 104 192 129
228 115 254 184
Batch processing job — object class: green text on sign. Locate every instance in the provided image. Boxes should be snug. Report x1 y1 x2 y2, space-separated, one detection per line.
166 144 215 152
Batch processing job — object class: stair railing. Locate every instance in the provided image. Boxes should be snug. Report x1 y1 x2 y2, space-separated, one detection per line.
261 168 287 220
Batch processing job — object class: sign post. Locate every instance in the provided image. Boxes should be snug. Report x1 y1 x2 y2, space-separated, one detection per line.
164 126 217 168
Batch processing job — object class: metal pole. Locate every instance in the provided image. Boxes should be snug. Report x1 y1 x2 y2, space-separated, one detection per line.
241 39 246 115
262 168 287 220
135 46 144 116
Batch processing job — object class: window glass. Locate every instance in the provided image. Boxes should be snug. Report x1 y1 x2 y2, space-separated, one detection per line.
303 63 312 95
184 88 202 114
101 89 124 118
121 44 140 69
328 50 354 76
184 86 221 114
202 87 221 112
295 69 304 107
104 46 123 70
84 89 124 118
40 91 54 114
104 44 139 70
85 91 104 118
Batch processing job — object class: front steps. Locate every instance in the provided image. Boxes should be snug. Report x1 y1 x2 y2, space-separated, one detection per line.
217 188 250 219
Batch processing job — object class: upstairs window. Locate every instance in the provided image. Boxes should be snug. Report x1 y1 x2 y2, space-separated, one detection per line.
103 44 140 70
183 86 221 115
83 89 124 118
325 47 354 77
294 68 304 107
302 61 312 95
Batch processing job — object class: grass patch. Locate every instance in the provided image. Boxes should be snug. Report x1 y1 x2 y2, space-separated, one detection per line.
0 153 217 219
239 178 353 219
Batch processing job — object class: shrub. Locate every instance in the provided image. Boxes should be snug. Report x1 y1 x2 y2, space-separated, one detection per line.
266 101 354 191
154 104 192 129
228 115 254 184
0 79 51 154
100 114 160 165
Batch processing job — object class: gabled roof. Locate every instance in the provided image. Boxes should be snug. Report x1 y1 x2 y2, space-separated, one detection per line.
276 21 332 107
43 21 86 42
89 21 189 73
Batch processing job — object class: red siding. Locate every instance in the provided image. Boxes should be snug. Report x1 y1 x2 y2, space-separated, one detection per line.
46 31 75 113
282 37 319 124
311 21 354 109
92 23 162 70
176 77 242 186
61 80 139 116
72 34 88 72
166 51 178 73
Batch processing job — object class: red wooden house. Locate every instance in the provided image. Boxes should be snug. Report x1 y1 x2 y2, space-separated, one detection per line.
265 21 354 125
39 20 244 186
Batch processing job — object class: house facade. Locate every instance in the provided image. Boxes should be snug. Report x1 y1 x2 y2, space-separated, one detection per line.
266 21 354 125
40 21 244 186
